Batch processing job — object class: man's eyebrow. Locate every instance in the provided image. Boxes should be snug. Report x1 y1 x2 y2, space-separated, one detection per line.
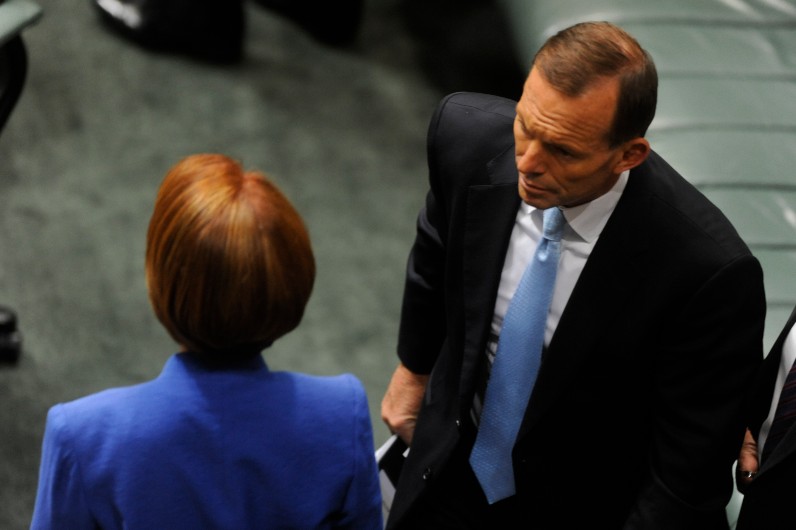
545 137 587 158
515 108 587 156
515 114 534 134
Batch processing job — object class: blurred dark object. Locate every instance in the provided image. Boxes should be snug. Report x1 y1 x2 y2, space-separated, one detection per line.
92 0 245 64
252 0 364 46
401 0 525 100
1 0 39 131
0 34 26 132
0 0 42 365
91 0 364 64
0 306 22 364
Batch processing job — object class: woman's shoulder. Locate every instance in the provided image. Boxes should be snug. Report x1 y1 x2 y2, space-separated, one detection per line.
44 381 154 435
272 371 367 405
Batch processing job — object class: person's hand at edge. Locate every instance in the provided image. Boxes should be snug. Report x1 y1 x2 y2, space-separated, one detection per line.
736 429 759 494
381 363 429 446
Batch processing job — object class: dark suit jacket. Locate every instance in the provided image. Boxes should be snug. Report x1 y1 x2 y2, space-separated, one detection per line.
387 92 766 529
736 307 796 530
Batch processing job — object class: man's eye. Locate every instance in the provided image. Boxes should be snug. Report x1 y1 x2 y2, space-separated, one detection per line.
552 145 574 158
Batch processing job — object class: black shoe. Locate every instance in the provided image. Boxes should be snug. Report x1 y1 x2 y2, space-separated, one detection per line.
0 305 22 364
253 0 363 46
92 0 245 64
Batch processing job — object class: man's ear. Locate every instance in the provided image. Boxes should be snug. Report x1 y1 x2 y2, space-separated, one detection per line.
614 137 650 173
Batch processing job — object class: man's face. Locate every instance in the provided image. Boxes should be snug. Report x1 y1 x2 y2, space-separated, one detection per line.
514 67 641 209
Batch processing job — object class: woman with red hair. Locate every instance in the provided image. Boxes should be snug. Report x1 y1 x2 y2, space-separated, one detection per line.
31 154 382 529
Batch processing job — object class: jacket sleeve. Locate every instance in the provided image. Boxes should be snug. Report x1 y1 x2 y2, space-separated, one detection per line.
396 189 448 374
336 376 383 530
30 405 96 530
396 92 517 375
396 93 462 375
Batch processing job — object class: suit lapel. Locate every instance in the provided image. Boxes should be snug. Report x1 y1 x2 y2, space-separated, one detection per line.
751 307 796 432
460 147 520 401
759 307 796 473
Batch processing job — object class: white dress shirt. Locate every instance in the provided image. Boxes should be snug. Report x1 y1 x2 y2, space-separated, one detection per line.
471 171 630 424
488 170 629 356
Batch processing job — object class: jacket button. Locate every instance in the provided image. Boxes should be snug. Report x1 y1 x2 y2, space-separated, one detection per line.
422 467 433 481
455 419 462 429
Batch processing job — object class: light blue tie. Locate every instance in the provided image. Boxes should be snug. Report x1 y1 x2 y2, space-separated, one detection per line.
470 206 566 504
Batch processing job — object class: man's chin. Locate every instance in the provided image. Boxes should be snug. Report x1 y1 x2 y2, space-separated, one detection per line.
518 187 555 210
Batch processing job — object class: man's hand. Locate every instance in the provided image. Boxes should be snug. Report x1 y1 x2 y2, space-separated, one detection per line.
736 428 759 494
381 363 429 446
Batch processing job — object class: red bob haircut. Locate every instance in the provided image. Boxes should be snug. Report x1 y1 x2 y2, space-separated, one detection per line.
146 154 315 356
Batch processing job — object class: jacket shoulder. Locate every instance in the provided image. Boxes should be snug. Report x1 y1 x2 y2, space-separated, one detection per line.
438 92 517 118
430 92 516 140
427 92 517 189
631 151 753 260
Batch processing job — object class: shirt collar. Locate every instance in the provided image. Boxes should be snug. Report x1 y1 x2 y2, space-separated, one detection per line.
520 170 629 243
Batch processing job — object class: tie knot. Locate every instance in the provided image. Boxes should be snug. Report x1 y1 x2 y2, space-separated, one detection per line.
542 207 565 242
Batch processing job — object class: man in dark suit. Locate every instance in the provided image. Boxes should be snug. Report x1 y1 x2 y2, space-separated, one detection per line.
381 21 765 529
735 308 796 529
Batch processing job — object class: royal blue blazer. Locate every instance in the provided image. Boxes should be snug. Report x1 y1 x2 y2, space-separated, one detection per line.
31 353 382 529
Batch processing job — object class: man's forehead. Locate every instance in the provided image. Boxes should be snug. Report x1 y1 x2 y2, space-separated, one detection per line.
517 69 617 144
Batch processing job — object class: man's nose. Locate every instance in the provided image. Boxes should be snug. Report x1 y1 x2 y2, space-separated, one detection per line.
516 141 545 174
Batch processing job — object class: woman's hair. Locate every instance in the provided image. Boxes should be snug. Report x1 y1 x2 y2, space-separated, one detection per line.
533 21 658 147
146 154 315 356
